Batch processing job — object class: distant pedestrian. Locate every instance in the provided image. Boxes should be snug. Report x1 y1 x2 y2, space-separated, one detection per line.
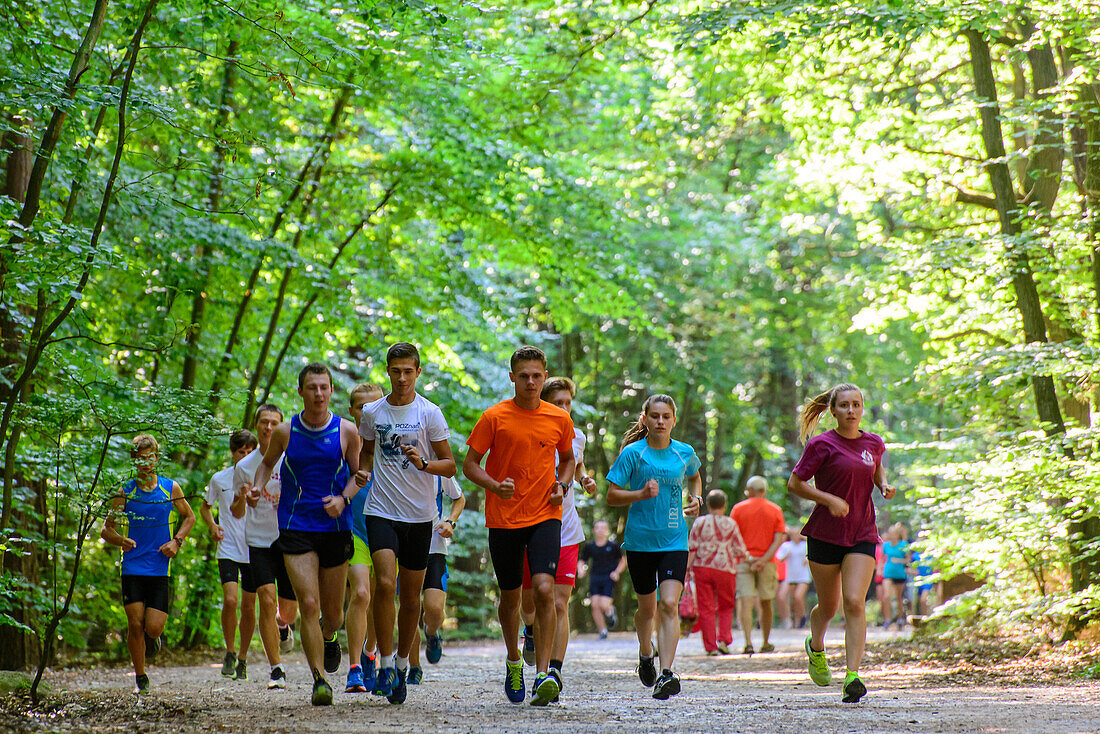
687 490 748 655
730 476 786 654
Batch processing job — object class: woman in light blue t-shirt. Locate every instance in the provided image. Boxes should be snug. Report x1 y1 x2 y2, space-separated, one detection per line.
606 394 702 703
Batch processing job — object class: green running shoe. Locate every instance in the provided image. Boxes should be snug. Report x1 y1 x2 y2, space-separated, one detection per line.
312 677 334 706
805 637 831 686
842 671 867 703
529 672 559 707
221 651 237 678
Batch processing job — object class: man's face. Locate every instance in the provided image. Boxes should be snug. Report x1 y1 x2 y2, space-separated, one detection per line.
546 389 572 414
254 410 282 446
350 391 382 428
387 358 420 396
232 444 254 464
132 448 158 475
298 372 333 412
510 360 547 400
594 521 610 541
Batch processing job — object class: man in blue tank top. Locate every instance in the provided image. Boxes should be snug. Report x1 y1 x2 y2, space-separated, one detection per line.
252 363 362 706
101 434 196 694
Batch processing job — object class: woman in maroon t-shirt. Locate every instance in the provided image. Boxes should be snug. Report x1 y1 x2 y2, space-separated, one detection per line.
787 382 896 704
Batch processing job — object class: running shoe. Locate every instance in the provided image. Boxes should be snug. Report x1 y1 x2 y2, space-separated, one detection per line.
716 642 731 655
842 671 867 703
504 658 525 704
548 668 562 703
372 667 397 696
598 629 608 640
323 630 341 673
311 677 333 706
268 665 287 689
279 624 293 653
637 652 657 687
529 672 559 707
742 643 754 655
407 666 423 685
221 651 238 678
521 625 535 666
145 634 162 660
805 637 832 686
652 669 681 700
426 632 443 664
134 674 150 695
361 650 377 691
235 659 248 681
606 609 618 630
387 667 408 704
706 649 720 656
760 642 775 653
345 664 367 693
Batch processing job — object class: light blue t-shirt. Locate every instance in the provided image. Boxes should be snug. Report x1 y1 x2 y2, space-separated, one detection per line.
607 439 701 553
883 540 909 580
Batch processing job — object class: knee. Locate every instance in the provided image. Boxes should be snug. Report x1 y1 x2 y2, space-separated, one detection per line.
533 580 554 603
554 597 569 618
258 589 277 614
240 594 257 614
224 591 239 610
352 582 371 606
127 618 144 636
658 597 678 618
375 575 397 599
842 595 865 618
298 594 320 619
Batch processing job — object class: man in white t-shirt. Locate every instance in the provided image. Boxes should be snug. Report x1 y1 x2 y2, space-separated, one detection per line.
200 429 257 680
356 342 456 704
408 475 465 682
518 377 597 699
230 404 299 690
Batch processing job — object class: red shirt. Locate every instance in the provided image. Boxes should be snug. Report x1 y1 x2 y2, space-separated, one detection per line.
730 496 786 563
793 429 885 546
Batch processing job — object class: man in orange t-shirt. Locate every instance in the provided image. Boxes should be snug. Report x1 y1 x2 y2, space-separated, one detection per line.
730 475 786 654
462 345 575 706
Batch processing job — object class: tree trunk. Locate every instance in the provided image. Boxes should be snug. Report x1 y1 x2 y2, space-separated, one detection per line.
180 41 239 393
963 29 1066 437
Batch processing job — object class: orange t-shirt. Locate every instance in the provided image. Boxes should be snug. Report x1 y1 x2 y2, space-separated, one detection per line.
730 496 786 562
466 399 574 530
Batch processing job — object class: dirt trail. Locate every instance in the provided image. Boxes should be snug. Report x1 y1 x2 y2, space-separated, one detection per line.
10 627 1100 733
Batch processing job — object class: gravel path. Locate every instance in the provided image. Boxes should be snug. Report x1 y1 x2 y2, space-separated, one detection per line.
11 626 1100 733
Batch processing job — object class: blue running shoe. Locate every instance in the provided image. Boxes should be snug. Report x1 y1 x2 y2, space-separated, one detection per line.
388 667 408 704
345 664 367 693
372 667 397 697
521 626 535 666
529 672 559 707
407 666 423 685
361 650 377 691
504 659 525 704
426 633 443 664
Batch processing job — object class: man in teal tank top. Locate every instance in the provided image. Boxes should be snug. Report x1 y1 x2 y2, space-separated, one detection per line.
252 363 363 706
101 434 195 694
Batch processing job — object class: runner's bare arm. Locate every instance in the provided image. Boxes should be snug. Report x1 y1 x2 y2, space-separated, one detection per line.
606 479 658 506
252 423 289 505
199 498 224 541
161 482 196 558
436 494 466 539
462 446 512 498
873 462 896 499
356 436 375 487
100 493 135 550
684 472 703 518
787 472 849 517
400 438 456 478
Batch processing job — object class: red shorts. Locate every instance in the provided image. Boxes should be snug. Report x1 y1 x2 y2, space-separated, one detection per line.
522 542 580 588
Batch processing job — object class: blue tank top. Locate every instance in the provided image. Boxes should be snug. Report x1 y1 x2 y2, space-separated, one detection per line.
121 475 174 577
279 412 351 532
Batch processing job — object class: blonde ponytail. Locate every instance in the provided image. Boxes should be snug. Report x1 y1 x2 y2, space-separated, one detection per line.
797 382 862 444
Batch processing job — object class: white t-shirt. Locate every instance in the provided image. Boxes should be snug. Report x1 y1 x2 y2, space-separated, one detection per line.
360 394 450 523
429 476 464 556
234 447 284 549
777 539 811 584
558 427 587 547
205 466 249 563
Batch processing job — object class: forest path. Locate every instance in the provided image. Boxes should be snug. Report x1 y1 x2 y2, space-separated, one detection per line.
17 626 1100 733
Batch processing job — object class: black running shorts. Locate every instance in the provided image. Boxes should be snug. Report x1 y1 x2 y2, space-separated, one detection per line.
249 544 296 600
488 519 561 591
217 558 257 593
121 574 171 612
626 550 689 596
806 537 877 566
423 553 449 592
365 515 433 572
277 529 353 569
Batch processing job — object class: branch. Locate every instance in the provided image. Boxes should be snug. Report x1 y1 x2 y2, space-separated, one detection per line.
947 181 998 209
928 328 1013 346
903 143 982 163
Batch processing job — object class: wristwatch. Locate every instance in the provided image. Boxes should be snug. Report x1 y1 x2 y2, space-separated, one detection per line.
419 456 429 471
558 481 570 493
445 519 457 529
173 536 184 547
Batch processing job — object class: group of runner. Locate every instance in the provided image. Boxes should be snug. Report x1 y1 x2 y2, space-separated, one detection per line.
101 346 896 705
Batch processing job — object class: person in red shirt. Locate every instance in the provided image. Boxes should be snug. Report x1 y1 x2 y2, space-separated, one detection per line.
687 490 748 655
730 476 786 654
787 382 896 704
462 346 576 707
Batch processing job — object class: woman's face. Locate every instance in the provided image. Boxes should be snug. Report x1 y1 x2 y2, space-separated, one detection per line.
830 389 864 432
643 400 676 438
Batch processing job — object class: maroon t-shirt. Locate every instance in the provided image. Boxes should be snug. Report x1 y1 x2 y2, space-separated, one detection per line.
792 429 885 547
